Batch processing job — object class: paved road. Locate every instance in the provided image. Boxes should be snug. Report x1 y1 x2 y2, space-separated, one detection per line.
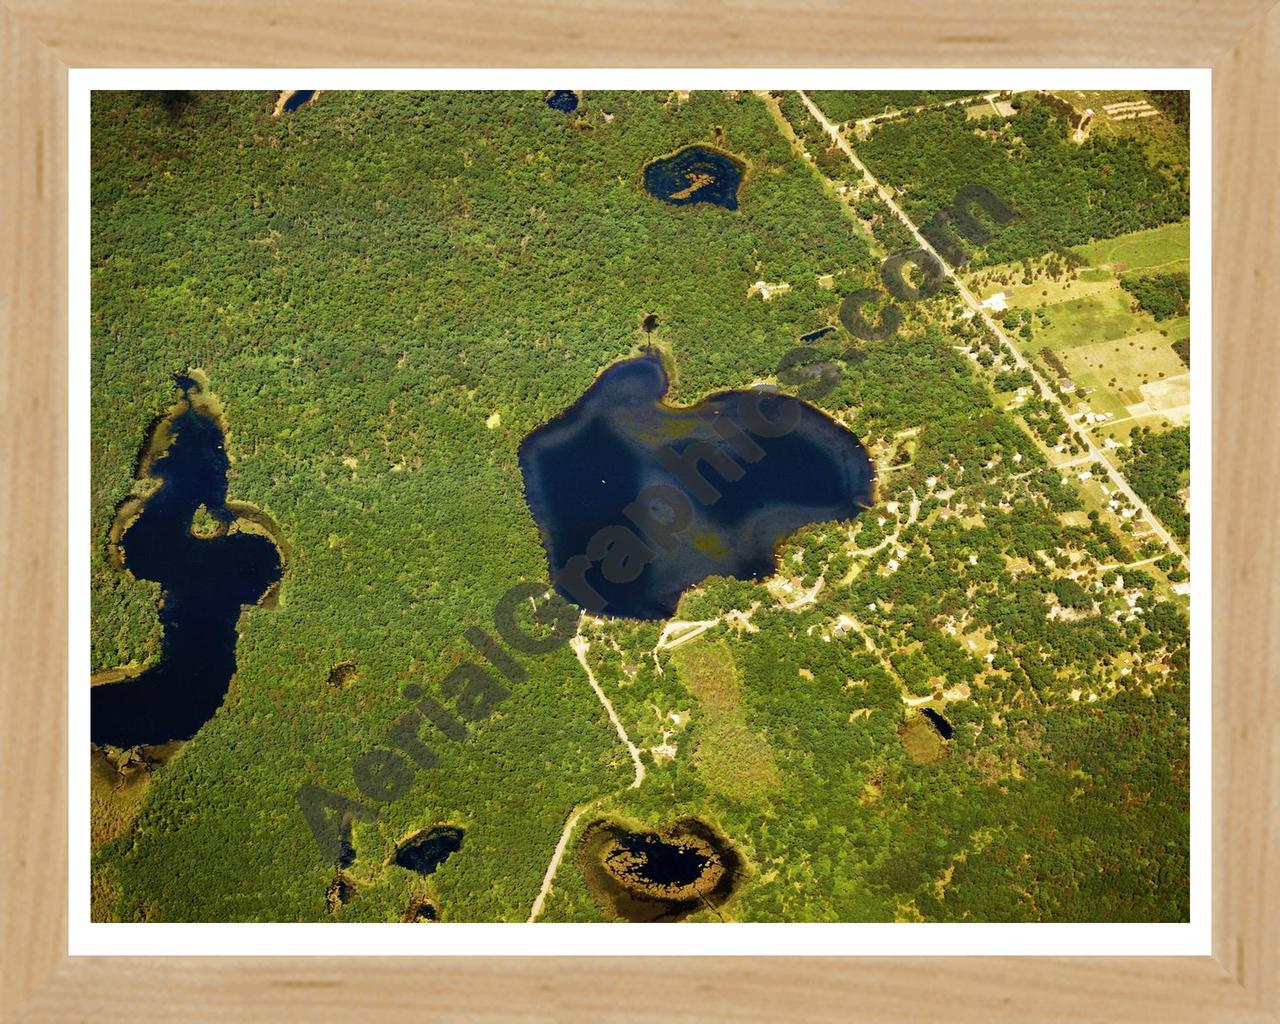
797 91 1189 570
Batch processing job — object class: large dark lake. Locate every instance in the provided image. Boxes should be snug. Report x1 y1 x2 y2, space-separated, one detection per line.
518 353 874 620
643 145 744 210
91 382 281 748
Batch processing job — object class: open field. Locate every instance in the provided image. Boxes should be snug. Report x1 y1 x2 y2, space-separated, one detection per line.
1060 336 1189 430
667 638 780 803
963 97 1013 120
1036 290 1145 349
1061 330 1188 391
966 222 1191 445
998 269 1116 308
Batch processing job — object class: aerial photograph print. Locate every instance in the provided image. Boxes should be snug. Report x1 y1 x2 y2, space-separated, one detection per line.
88 86 1193 926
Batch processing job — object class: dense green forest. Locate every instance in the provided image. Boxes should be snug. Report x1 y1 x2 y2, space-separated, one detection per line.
1121 426 1192 545
90 89 1191 924
851 94 1189 267
1120 271 1191 320
1149 91 1192 129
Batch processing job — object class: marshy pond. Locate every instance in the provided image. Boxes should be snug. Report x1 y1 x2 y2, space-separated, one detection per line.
643 145 744 210
91 376 282 749
576 817 743 921
899 707 954 764
392 826 464 875
518 352 874 619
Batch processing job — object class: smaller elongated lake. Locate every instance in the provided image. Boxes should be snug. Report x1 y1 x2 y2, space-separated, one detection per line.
921 707 954 739
643 145 744 210
91 379 282 749
283 90 315 112
519 353 874 620
392 826 464 875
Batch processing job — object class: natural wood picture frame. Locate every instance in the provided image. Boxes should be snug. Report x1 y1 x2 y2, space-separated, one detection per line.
1 2 1276 1019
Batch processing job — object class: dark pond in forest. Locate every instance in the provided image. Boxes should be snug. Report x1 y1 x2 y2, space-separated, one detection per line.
91 377 282 749
404 898 438 922
283 90 315 112
642 145 744 210
392 826 464 875
518 352 875 620
800 326 835 342
546 90 579 112
921 707 954 739
612 830 710 886
576 818 743 922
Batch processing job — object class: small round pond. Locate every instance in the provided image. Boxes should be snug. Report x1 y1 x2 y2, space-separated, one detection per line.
546 90 579 112
576 817 744 922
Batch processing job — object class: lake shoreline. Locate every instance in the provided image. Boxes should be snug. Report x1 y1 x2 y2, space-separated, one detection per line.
519 351 876 620
91 372 285 751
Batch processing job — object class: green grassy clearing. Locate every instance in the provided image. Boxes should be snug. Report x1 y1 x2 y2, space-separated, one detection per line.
1071 221 1190 275
1035 290 1143 349
1062 331 1187 391
972 224 1191 438
668 638 780 803
899 713 947 764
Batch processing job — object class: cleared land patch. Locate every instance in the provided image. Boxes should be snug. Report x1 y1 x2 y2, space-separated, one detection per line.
967 223 1190 445
899 711 948 764
1054 90 1189 167
1035 291 1142 349
1059 335 1188 433
1002 271 1115 308
668 638 780 803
